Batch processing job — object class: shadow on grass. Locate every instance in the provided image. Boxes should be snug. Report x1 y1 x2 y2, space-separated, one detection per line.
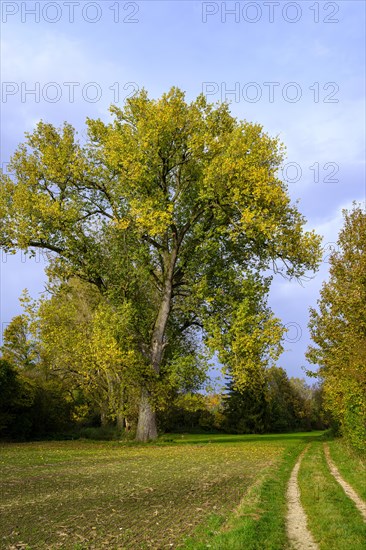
156 431 326 446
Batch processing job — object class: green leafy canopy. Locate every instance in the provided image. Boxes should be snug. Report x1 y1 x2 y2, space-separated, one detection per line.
0 87 321 396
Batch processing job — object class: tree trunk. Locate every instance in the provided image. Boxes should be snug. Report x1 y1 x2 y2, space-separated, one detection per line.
116 384 125 432
135 248 178 442
116 412 124 431
116 412 131 432
124 418 131 431
100 409 108 428
136 388 158 442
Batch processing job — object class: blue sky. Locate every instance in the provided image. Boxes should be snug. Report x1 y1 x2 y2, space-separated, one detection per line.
1 0 365 380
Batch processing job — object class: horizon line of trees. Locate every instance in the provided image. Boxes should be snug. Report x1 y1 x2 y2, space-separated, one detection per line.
0 350 326 441
0 283 326 440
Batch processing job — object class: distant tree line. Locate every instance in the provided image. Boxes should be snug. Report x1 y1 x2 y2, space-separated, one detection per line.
161 368 326 434
0 308 326 439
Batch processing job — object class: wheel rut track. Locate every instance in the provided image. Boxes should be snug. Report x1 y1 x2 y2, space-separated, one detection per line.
323 442 366 522
286 445 319 550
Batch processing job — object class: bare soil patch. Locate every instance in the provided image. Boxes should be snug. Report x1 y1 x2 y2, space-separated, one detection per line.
0 437 283 549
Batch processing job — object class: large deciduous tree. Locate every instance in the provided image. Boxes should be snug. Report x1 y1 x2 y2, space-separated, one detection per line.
0 88 321 440
307 205 366 450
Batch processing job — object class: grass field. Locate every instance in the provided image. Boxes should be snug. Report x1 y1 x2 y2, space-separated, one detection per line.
0 432 318 549
1 432 364 550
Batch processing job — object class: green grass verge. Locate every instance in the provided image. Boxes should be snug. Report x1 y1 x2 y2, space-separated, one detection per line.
326 439 366 501
298 441 366 550
180 432 322 550
0 432 321 549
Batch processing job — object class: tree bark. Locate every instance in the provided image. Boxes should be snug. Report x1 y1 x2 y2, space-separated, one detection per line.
100 409 108 428
116 412 124 431
116 384 125 432
116 412 131 432
136 388 158 441
135 247 178 442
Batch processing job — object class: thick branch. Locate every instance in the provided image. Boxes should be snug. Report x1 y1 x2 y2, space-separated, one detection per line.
178 207 207 246
142 234 164 251
28 240 65 254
